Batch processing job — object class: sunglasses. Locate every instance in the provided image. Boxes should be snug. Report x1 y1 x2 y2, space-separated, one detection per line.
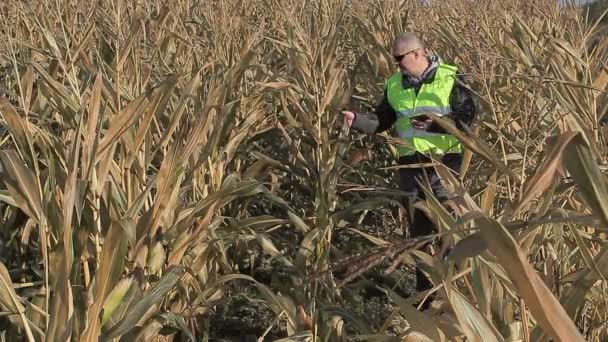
393 49 418 62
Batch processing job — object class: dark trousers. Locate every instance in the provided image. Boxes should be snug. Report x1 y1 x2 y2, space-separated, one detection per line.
398 153 462 293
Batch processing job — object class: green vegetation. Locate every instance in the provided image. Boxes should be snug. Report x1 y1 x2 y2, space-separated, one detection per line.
0 0 607 341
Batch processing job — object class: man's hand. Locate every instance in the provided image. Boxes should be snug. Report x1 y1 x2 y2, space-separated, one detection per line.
410 114 432 131
340 110 356 130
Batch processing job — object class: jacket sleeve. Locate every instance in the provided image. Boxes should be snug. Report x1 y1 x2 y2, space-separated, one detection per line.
427 72 478 134
350 89 397 134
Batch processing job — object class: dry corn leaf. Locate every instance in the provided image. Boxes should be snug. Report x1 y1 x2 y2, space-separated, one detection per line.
81 221 128 341
475 215 585 342
429 114 520 182
0 262 35 341
563 132 608 227
0 150 43 222
102 265 186 339
386 288 443 342
513 131 577 214
445 285 503 342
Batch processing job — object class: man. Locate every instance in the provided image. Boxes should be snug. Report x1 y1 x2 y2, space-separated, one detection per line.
341 32 477 307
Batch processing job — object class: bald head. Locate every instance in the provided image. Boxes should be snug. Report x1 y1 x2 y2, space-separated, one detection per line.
391 32 430 77
392 32 425 56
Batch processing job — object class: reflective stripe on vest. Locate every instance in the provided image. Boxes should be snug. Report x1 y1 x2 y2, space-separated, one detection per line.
396 106 451 119
386 63 462 157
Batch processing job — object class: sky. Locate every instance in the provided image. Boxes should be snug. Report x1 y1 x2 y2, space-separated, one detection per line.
560 0 595 5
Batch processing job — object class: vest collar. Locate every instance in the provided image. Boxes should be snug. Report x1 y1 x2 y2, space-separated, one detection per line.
401 53 443 88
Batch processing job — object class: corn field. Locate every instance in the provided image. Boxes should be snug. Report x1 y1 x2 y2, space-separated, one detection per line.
0 0 607 341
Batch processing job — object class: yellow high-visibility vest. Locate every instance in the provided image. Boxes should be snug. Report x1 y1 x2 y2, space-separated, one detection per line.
386 63 463 157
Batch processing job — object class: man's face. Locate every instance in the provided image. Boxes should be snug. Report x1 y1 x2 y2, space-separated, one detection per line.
392 43 424 76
